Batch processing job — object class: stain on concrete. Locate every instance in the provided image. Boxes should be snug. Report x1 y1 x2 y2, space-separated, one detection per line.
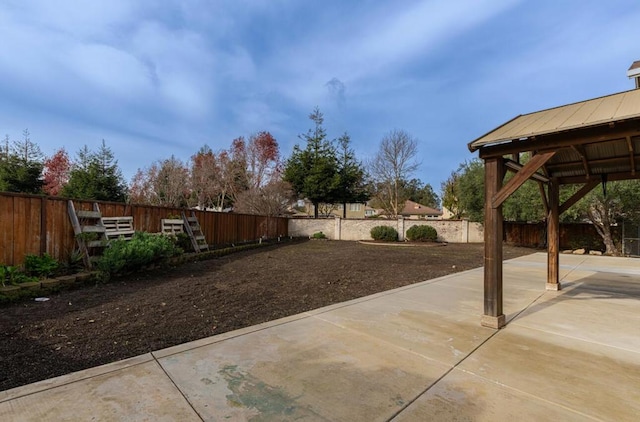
219 365 328 421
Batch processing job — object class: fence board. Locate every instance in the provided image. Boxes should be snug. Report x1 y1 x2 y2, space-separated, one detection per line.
0 195 14 265
0 192 289 266
504 221 621 250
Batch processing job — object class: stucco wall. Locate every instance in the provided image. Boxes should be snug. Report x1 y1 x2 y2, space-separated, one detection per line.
289 218 483 243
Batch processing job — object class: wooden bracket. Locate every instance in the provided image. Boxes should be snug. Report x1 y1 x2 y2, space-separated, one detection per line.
558 179 599 215
491 151 556 209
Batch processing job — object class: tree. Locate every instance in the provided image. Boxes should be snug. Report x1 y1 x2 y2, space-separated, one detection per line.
130 156 190 207
42 148 71 196
442 158 544 222
62 140 127 202
234 180 293 217
561 180 640 255
245 131 280 189
190 145 219 209
230 131 296 217
283 108 340 218
0 129 44 194
401 178 439 209
368 129 420 217
441 170 464 219
334 133 369 218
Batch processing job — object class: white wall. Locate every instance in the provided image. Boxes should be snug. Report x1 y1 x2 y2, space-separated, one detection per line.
289 218 483 243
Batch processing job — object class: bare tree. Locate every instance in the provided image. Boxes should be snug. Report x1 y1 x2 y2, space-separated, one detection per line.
369 129 420 217
129 156 190 207
234 180 293 217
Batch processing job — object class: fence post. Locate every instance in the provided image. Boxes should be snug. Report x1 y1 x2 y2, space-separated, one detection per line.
397 216 405 241
462 219 469 243
40 196 48 255
334 217 342 240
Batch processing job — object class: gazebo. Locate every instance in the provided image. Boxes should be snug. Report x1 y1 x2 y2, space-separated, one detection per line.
468 71 640 329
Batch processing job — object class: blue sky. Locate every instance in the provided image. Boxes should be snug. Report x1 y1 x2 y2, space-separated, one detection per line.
1 0 639 196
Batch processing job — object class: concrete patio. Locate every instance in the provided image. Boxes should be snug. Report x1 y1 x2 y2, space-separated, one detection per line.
1 252 639 421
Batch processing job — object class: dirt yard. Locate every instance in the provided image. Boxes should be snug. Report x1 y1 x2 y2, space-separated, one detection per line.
0 240 534 391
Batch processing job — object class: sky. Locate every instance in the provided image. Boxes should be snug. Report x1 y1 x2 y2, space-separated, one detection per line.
1 0 639 197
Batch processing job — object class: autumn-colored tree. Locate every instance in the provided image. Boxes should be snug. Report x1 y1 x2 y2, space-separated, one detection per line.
245 131 280 188
230 131 289 216
42 148 71 196
129 166 157 205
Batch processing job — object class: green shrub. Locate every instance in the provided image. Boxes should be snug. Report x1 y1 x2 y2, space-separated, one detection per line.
312 231 327 239
174 232 193 252
61 248 86 274
97 232 183 278
370 226 398 241
406 225 438 242
23 253 59 278
0 265 37 286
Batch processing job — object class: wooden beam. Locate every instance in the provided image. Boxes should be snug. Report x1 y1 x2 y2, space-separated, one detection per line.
538 181 549 214
546 155 639 171
477 123 640 159
558 179 599 215
547 178 561 290
491 151 555 208
559 171 640 185
571 145 591 179
482 157 505 329
504 159 550 183
627 136 636 175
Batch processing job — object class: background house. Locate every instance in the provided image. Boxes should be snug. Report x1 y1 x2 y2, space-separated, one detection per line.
298 200 367 218
400 200 443 220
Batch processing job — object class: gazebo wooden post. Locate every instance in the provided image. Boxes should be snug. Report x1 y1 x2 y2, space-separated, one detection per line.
547 177 561 290
481 157 505 329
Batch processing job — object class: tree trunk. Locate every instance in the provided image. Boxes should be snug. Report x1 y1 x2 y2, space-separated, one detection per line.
588 202 620 256
342 202 347 219
313 201 319 219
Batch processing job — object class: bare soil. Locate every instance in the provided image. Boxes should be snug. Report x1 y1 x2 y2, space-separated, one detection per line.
0 240 534 392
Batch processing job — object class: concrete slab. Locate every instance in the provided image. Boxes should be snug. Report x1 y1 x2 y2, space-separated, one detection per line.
457 325 640 421
157 315 451 421
2 252 639 421
0 359 200 422
391 368 592 422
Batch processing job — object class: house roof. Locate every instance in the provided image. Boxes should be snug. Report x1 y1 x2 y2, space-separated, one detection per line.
468 88 640 151
400 200 442 216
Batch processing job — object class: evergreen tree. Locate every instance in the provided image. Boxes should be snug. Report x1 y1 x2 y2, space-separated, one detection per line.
283 108 340 218
0 129 44 194
334 133 369 217
62 140 127 202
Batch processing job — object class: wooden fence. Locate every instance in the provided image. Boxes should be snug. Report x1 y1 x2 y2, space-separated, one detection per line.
504 221 621 250
0 192 289 267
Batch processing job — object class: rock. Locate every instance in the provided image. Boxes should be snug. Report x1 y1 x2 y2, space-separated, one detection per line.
572 248 586 255
562 250 574 254
589 250 603 256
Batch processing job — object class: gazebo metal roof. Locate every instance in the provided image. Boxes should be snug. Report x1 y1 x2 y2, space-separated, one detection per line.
469 89 640 185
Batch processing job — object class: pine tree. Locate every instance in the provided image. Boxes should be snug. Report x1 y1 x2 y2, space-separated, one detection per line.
62 140 127 202
283 108 340 218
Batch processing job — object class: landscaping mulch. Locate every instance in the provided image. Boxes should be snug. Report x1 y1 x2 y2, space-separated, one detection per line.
0 240 535 392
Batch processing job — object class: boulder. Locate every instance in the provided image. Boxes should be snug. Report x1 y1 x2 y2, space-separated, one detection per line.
572 248 586 255
589 250 603 256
